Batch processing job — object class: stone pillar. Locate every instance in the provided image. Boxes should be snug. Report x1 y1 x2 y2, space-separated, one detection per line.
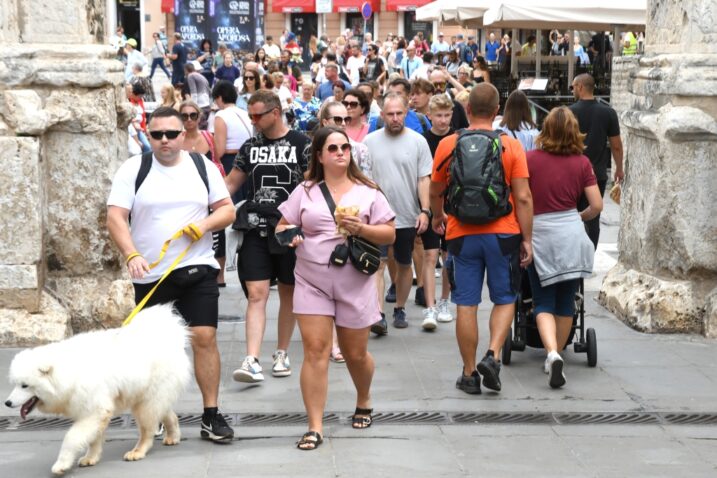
599 0 717 337
0 0 135 345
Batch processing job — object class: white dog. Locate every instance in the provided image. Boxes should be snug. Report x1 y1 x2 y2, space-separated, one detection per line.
5 303 191 475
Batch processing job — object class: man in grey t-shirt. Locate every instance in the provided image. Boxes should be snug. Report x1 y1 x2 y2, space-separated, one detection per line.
364 93 433 332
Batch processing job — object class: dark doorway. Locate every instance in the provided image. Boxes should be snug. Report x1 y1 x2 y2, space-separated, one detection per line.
346 12 374 45
291 13 318 71
117 0 141 45
403 11 431 44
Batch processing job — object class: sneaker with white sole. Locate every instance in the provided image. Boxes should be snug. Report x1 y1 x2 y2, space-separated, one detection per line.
436 299 453 323
200 411 234 443
272 350 291 377
232 356 264 383
543 357 550 374
421 307 438 331
547 352 566 389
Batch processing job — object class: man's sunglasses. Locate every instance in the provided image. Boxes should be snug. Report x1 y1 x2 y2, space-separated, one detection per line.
332 116 352 125
249 108 275 121
432 82 446 89
181 112 199 121
342 100 360 109
148 130 182 140
326 143 351 154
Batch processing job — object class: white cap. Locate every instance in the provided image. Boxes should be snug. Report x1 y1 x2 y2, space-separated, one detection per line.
439 32 444 36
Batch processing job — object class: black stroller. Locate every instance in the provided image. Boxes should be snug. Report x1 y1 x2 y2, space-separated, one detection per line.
502 273 597 367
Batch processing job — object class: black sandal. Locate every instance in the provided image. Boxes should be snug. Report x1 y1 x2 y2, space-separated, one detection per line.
297 431 323 450
351 407 373 429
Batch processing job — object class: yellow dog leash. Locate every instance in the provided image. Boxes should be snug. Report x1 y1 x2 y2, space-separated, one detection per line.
122 224 203 327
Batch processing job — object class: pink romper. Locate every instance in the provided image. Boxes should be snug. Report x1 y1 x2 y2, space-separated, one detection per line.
278 181 395 328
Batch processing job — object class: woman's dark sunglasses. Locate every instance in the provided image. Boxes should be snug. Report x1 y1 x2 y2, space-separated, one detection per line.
148 130 182 140
332 116 352 125
181 112 199 121
342 100 360 109
245 75 257 81
326 143 352 154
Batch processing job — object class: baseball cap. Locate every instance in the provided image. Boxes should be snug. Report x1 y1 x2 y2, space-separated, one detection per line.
456 33 464 39
126 38 137 47
439 32 444 36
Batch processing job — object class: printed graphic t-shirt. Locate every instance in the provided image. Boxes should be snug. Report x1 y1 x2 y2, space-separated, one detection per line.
234 129 311 225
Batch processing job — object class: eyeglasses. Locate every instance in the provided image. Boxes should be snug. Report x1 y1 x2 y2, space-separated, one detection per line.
249 108 275 122
331 116 352 125
432 82 446 89
326 143 352 154
148 130 182 140
245 76 256 81
342 100 360 109
181 112 199 121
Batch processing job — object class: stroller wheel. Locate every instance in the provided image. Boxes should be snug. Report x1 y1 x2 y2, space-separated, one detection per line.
502 328 513 365
586 328 597 367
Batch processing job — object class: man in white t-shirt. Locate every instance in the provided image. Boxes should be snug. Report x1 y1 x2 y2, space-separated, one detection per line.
262 35 282 61
346 43 365 87
106 107 236 444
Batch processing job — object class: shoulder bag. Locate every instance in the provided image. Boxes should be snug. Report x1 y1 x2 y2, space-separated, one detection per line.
319 182 381 275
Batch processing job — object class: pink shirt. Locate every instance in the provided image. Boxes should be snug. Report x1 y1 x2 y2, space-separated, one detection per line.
278 181 395 265
346 123 369 143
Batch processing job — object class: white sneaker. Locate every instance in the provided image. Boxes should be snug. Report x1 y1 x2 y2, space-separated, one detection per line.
434 269 441 278
271 350 292 377
422 308 438 331
547 352 566 389
436 299 454 323
543 357 550 374
232 356 264 383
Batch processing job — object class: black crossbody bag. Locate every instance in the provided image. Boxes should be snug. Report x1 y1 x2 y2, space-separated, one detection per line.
319 182 381 276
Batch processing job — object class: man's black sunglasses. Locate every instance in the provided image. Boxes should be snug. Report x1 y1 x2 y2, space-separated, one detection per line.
148 130 182 140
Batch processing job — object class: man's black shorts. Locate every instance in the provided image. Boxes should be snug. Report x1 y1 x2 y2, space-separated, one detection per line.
133 264 219 328
420 225 441 251
238 229 296 285
380 227 417 265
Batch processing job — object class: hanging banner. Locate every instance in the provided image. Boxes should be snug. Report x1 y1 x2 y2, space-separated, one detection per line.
174 0 209 50
208 0 255 52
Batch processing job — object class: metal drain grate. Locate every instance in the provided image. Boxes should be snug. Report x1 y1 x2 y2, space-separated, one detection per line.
218 314 244 322
662 413 717 425
3 412 717 431
452 412 552 424
554 413 660 425
373 412 446 424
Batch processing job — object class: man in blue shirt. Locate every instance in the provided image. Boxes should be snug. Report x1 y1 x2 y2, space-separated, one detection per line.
169 32 187 86
400 45 422 80
315 63 351 102
485 33 500 62
368 78 431 134
431 32 451 55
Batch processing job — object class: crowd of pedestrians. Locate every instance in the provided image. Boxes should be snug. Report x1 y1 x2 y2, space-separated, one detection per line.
109 26 623 450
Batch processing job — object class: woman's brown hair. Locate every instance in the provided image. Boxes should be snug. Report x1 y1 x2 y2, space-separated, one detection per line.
535 106 586 155
500 89 536 131
305 126 378 191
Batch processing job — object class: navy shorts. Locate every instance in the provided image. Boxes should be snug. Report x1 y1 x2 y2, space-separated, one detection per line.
133 265 219 328
526 265 579 317
379 227 417 265
446 233 521 306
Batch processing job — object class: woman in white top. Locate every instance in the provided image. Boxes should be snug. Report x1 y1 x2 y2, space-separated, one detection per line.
495 89 540 152
211 80 252 198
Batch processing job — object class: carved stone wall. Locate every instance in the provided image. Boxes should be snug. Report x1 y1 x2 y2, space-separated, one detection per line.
600 0 717 336
0 0 134 345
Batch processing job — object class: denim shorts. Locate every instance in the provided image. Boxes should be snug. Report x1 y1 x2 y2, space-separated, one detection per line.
446 233 520 306
526 265 579 317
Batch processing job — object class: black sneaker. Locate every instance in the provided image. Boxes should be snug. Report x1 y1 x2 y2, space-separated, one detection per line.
477 353 502 392
455 370 481 395
385 283 396 303
370 313 388 336
392 307 408 328
201 412 234 443
414 286 426 307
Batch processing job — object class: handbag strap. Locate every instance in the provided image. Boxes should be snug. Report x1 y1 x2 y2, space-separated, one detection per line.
319 182 337 224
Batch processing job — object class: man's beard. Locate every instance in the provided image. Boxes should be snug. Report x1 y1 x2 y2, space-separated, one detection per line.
385 122 404 136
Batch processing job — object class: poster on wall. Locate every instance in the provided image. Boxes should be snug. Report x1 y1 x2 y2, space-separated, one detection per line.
208 0 256 52
173 0 208 50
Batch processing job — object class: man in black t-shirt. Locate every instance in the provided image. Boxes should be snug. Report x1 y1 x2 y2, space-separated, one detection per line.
569 73 624 248
362 44 385 83
169 32 187 87
225 90 311 385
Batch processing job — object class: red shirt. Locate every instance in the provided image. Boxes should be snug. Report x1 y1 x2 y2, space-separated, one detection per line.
526 150 597 215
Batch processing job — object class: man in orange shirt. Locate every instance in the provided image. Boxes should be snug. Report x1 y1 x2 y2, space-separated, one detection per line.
430 84 533 395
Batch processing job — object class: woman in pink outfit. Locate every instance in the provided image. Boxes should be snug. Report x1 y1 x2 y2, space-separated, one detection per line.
276 127 395 451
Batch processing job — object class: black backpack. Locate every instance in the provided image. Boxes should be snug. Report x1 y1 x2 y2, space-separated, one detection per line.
135 151 209 193
437 129 512 224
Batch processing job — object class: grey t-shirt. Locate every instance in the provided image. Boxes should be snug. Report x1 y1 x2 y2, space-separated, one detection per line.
364 128 433 229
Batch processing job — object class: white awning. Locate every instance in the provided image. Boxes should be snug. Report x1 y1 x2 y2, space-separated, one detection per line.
483 0 647 30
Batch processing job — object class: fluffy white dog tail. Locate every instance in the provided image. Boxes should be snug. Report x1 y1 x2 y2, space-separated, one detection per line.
124 303 190 346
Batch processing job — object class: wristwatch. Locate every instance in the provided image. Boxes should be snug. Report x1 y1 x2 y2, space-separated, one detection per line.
420 208 432 219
